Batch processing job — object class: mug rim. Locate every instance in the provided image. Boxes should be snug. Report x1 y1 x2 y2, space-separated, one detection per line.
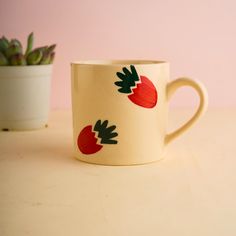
71 60 167 66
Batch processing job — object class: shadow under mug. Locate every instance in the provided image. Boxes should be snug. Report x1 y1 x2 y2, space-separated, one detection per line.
71 60 208 166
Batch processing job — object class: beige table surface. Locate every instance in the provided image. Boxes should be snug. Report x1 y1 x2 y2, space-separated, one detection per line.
0 109 235 236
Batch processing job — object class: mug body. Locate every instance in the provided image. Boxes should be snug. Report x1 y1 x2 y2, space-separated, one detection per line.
71 60 169 165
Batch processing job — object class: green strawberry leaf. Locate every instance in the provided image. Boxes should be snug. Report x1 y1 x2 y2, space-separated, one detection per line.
115 65 140 94
94 120 118 144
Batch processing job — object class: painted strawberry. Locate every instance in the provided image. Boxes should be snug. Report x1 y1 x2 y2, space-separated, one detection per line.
115 65 158 108
77 120 118 155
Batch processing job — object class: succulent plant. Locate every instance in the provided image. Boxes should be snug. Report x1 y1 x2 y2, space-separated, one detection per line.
0 32 56 66
0 51 8 65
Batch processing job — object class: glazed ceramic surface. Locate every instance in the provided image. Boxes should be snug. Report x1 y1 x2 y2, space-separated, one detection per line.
0 65 52 130
71 60 208 165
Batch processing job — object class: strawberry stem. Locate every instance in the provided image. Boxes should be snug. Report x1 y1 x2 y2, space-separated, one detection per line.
115 65 140 94
94 120 118 144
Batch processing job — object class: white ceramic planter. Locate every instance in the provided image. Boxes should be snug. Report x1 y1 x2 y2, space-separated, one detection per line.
0 65 52 130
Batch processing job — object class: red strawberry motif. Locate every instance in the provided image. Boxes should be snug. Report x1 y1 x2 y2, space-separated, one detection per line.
77 120 118 155
115 65 158 108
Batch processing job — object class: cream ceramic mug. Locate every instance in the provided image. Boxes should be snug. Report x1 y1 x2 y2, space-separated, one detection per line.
71 60 208 165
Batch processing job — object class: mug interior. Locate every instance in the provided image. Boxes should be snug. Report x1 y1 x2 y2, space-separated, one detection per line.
71 60 166 66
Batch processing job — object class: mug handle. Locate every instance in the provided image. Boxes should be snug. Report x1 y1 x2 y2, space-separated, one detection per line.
165 77 208 144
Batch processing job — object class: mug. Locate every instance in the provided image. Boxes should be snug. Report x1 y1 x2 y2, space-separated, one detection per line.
71 60 208 165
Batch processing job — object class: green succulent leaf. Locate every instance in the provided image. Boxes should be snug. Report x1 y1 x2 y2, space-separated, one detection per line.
27 48 43 65
10 39 22 48
0 36 9 54
46 44 56 54
25 32 34 57
2 36 9 44
10 53 26 66
0 51 9 65
38 44 56 64
39 51 51 65
5 42 22 59
36 46 48 53
49 52 55 64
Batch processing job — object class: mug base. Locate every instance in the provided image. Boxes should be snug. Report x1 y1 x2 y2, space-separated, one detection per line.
74 155 165 166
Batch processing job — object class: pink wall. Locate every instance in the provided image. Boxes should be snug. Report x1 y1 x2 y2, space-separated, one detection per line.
1 0 236 108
